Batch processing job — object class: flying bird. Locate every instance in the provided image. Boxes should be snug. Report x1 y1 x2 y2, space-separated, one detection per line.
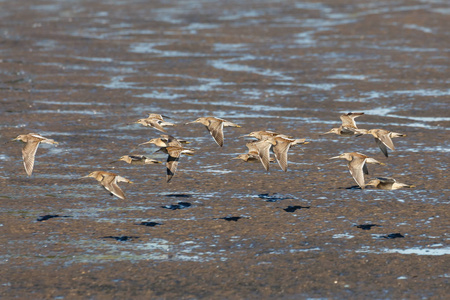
135 114 174 133
359 129 406 157
366 177 415 190
11 133 58 176
187 117 241 147
329 152 386 188
321 112 365 136
82 171 133 200
111 155 162 165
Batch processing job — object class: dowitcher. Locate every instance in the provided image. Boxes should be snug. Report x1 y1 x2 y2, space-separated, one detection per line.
187 117 241 147
366 177 415 190
231 141 275 171
138 134 190 148
112 155 162 165
82 171 133 200
241 130 292 140
11 133 58 176
329 152 386 188
269 136 309 172
359 129 406 157
135 115 175 133
154 139 195 182
321 112 365 136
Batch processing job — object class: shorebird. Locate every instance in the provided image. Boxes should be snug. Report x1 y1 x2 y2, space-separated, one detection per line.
11 133 58 176
268 136 309 172
159 145 195 182
241 130 292 140
329 152 386 188
135 114 174 133
82 171 133 200
111 155 162 165
366 177 415 190
151 137 194 182
231 140 275 171
321 112 365 136
187 117 241 147
138 135 190 148
359 129 406 157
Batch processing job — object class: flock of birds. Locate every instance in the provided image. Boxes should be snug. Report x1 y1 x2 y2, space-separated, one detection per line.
10 112 415 200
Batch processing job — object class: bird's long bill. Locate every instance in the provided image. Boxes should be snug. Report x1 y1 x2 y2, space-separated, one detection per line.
239 134 250 138
319 131 332 136
109 160 119 164
328 155 341 160
184 121 196 125
137 141 151 146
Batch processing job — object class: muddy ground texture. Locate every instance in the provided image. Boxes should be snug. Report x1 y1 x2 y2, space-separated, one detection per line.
1 0 449 299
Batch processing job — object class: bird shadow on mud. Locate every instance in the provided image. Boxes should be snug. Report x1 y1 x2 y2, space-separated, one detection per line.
136 221 162 227
282 205 311 213
36 215 71 222
102 236 139 241
215 216 249 222
258 193 295 202
354 224 381 230
165 194 192 198
161 202 192 210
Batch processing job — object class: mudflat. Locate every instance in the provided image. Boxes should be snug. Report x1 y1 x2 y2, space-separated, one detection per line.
1 0 449 299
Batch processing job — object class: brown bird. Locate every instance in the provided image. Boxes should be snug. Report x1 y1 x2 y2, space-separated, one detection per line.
359 129 406 157
11 133 58 176
269 136 309 172
135 114 174 133
153 137 194 182
329 152 386 188
187 117 241 147
232 141 275 171
138 135 190 148
366 177 415 190
321 112 365 136
241 130 292 140
82 171 133 200
111 155 162 165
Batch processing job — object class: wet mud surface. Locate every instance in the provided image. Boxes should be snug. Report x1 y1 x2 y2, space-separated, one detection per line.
1 0 449 299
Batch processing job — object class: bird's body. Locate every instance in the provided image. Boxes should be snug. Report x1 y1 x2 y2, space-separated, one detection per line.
135 115 174 133
243 130 292 140
269 136 309 172
329 152 386 188
232 141 275 170
12 133 58 176
115 155 162 165
83 171 132 200
159 145 195 183
359 129 406 157
187 117 241 147
366 177 415 190
138 135 189 148
322 112 365 136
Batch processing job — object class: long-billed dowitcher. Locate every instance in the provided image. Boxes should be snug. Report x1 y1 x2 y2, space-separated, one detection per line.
11 133 58 176
231 141 275 171
82 171 133 200
187 117 241 147
366 177 415 190
138 134 190 148
241 130 292 140
135 115 175 133
154 137 194 182
359 129 406 157
269 136 309 172
329 152 386 188
111 155 162 165
321 112 365 136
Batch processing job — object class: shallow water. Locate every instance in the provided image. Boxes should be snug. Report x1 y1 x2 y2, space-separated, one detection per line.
1 0 449 298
